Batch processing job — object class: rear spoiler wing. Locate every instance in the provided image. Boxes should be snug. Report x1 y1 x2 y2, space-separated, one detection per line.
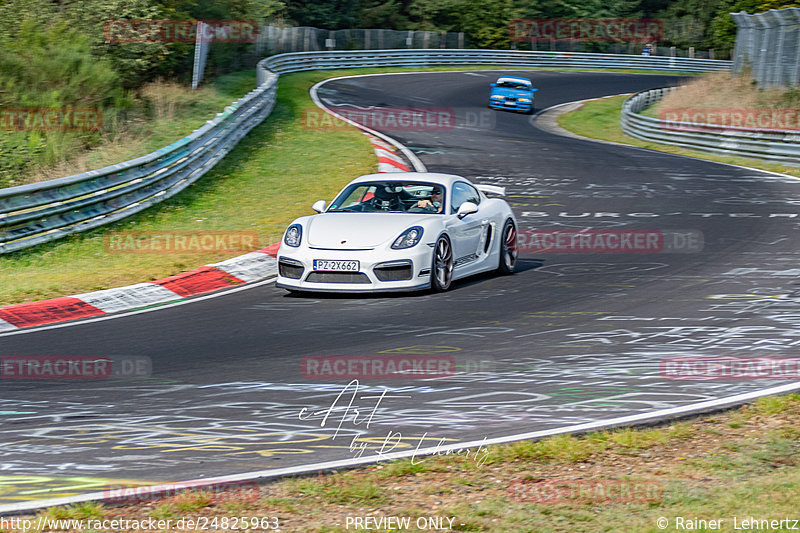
475 184 506 196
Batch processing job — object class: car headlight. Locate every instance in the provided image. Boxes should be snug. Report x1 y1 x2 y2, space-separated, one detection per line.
490 95 504 99
391 226 424 249
284 224 302 247
518 98 532 102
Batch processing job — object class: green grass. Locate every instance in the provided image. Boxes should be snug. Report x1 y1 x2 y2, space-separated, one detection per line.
43 501 106 520
557 95 800 180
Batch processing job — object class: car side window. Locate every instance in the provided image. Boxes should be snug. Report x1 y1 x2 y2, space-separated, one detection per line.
450 182 481 213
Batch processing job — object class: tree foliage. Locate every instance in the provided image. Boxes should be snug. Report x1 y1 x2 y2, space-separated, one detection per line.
0 0 796 100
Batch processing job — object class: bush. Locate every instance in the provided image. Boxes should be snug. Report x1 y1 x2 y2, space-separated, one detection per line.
0 19 127 186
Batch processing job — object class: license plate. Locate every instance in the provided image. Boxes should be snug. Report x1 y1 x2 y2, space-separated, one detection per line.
506 101 517 106
313 259 360 272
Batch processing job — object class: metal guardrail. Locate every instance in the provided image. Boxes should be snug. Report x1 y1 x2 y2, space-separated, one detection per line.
0 50 731 254
257 49 731 84
0 73 278 254
621 88 800 164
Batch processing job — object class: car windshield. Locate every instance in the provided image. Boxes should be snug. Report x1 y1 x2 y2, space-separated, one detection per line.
498 80 530 90
327 181 446 214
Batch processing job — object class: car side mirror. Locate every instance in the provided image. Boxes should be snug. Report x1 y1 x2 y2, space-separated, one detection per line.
457 201 479 219
312 200 326 213
531 88 539 92
490 83 497 87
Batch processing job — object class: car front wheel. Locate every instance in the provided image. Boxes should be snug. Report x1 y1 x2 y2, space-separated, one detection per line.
431 235 454 291
497 219 517 275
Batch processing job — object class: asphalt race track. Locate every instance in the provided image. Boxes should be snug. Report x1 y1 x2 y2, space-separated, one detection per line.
2 70 800 506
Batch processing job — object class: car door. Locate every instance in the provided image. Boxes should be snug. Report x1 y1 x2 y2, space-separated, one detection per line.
447 182 486 271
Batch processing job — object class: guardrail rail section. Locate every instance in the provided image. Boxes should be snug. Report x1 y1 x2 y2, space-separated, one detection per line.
0 74 278 254
256 49 730 81
621 88 800 164
1 50 733 254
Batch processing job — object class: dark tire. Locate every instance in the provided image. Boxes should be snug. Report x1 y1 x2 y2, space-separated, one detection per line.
431 235 454 292
497 219 518 275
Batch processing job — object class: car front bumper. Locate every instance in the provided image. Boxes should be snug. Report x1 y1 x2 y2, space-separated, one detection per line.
277 245 434 293
489 100 533 112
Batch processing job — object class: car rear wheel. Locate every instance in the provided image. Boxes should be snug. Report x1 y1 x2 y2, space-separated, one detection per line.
431 235 454 291
497 219 517 275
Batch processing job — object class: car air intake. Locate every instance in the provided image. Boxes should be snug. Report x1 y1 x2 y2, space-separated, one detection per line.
306 272 371 284
278 258 304 279
374 264 413 281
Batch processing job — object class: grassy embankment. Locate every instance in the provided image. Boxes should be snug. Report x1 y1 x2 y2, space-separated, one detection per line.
6 394 800 532
557 71 800 179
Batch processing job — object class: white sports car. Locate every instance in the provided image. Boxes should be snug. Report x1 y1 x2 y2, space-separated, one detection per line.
276 172 518 293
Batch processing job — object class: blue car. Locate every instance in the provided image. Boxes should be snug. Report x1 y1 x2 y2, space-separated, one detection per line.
488 76 538 113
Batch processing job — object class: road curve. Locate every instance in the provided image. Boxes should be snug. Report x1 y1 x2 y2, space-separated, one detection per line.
2 70 800 507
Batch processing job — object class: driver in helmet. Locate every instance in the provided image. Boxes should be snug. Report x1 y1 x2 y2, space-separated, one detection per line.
416 186 444 213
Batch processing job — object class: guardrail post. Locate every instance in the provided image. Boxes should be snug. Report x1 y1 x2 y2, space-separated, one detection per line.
192 21 210 90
